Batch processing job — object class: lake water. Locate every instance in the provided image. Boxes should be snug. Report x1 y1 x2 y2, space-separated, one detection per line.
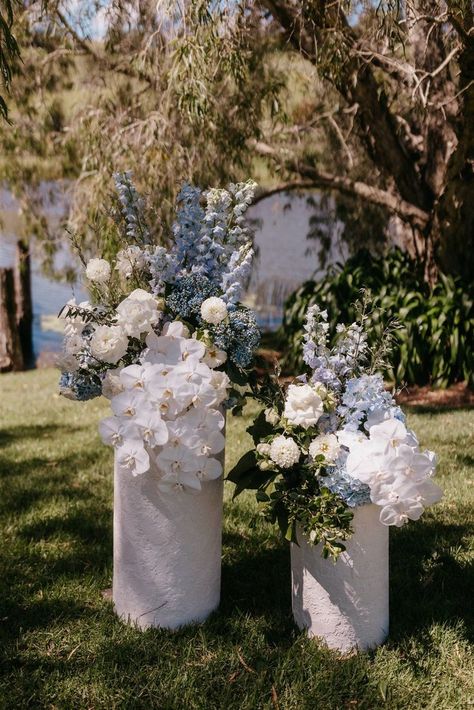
0 188 345 360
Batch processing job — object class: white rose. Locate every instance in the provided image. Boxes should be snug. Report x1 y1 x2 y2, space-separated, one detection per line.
64 334 84 355
116 246 148 279
200 297 228 325
283 383 324 429
85 258 111 284
264 408 280 426
309 434 340 462
116 288 161 338
90 325 129 364
269 435 300 468
257 442 271 456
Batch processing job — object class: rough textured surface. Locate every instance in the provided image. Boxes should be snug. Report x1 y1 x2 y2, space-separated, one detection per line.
113 456 223 630
291 504 389 652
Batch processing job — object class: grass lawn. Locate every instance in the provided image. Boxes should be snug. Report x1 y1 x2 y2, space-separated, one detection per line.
0 369 473 709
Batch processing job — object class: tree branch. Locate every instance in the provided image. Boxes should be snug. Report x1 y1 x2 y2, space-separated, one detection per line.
260 0 433 210
55 9 154 86
250 143 429 228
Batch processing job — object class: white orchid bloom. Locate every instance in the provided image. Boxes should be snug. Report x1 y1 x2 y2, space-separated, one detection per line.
202 345 227 369
156 444 200 476
99 416 140 448
391 445 436 481
134 408 169 448
162 321 190 338
195 456 222 481
110 389 147 418
207 370 231 407
345 440 394 483
157 470 202 494
368 418 412 454
179 338 206 363
145 332 183 365
379 499 424 527
406 478 443 507
116 441 150 476
369 474 419 507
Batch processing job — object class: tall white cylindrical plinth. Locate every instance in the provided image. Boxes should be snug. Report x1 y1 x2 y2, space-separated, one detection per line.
113 457 223 630
291 503 389 652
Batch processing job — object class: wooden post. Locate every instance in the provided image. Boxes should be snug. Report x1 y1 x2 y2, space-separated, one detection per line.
14 240 34 367
0 267 24 372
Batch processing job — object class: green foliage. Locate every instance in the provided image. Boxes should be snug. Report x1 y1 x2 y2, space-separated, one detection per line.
228 386 354 560
280 248 474 388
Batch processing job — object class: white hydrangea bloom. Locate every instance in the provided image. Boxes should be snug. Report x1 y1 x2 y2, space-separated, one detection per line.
116 246 148 279
116 288 161 338
309 433 340 462
270 435 300 468
200 297 228 325
86 258 111 284
283 383 324 429
89 325 129 364
64 334 84 356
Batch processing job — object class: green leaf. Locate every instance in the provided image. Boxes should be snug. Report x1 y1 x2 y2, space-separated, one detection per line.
226 450 257 483
247 408 274 444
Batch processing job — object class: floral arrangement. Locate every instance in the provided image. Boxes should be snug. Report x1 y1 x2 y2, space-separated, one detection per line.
58 174 260 491
228 297 442 558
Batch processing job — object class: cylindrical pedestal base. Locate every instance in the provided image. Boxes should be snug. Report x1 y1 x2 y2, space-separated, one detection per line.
113 458 223 630
291 504 389 652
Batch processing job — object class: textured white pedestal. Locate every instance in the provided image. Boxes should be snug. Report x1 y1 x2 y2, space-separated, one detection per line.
113 456 223 630
291 504 389 652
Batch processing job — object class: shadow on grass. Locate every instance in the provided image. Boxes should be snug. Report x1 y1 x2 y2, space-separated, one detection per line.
389 510 474 641
0 423 91 447
402 404 473 416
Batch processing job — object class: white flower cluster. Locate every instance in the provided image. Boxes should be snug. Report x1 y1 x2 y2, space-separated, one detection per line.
60 288 162 371
345 417 441 526
99 321 230 493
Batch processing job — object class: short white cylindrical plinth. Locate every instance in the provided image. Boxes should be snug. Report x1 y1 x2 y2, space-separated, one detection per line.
113 457 223 630
291 504 389 652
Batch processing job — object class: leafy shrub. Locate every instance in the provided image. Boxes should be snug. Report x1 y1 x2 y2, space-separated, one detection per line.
279 249 473 388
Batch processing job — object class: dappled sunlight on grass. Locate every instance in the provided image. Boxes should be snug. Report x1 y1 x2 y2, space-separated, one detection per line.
0 369 473 708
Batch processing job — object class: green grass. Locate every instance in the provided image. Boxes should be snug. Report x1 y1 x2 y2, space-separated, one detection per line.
0 369 473 709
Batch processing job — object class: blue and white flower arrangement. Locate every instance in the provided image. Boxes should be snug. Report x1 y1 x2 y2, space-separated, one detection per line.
228 297 442 558
58 174 260 490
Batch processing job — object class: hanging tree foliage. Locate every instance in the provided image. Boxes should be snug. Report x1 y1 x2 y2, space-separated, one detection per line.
1 1 473 283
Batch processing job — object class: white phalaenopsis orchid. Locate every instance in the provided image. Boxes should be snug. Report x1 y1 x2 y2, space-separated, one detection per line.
100 322 230 492
116 441 150 476
344 415 439 527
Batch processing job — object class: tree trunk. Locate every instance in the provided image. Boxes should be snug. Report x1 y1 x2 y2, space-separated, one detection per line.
14 240 34 367
436 40 474 282
0 267 24 372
